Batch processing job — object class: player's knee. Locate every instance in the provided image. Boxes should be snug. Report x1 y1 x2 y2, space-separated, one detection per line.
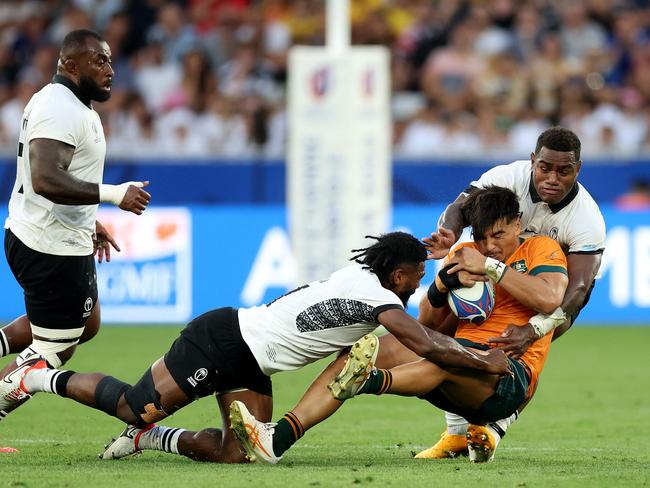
95 376 131 418
22 338 79 369
123 368 169 426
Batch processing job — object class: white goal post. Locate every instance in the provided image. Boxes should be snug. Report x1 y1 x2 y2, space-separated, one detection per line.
288 0 392 283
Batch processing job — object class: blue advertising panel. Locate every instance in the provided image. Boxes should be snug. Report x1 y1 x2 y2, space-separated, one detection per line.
0 205 648 324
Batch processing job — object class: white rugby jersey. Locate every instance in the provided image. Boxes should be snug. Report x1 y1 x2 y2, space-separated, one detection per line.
238 264 404 375
5 77 106 256
467 160 606 254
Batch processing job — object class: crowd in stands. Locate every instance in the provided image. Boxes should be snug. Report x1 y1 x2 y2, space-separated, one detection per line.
0 0 649 159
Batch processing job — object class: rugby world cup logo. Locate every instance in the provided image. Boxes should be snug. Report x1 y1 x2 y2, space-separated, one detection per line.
310 67 330 100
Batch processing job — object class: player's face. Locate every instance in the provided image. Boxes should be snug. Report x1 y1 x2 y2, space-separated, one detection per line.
78 39 114 102
531 147 581 205
391 261 426 306
474 217 521 262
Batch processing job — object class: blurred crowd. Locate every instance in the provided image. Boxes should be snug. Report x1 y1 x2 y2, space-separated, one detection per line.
0 0 649 159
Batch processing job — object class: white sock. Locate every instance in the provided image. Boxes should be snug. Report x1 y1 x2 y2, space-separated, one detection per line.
22 368 68 395
0 329 8 358
489 411 518 441
445 411 469 436
138 425 185 454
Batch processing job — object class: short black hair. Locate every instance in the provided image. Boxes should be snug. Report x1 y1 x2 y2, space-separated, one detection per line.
534 126 581 162
60 29 104 59
350 231 427 283
461 186 520 240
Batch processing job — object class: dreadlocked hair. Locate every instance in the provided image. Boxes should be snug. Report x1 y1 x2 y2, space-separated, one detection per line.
461 186 520 240
350 231 427 283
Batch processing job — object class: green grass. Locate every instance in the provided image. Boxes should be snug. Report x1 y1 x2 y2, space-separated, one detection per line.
1 326 649 487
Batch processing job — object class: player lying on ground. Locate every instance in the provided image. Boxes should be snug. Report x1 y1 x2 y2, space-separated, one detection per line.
418 126 605 459
0 232 509 463
231 186 568 464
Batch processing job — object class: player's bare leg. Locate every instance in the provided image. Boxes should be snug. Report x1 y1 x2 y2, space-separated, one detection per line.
227 334 424 463
176 390 272 463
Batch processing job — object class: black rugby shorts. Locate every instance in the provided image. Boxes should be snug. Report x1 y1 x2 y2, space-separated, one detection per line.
4 228 97 329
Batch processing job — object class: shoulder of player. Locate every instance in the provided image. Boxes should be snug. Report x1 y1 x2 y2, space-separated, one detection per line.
557 185 605 228
335 264 381 290
341 263 404 304
480 160 529 178
31 85 88 120
575 182 604 213
517 237 567 273
519 235 562 252
474 160 530 193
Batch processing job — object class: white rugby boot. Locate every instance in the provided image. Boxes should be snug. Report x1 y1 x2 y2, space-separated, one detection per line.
327 334 379 401
0 357 47 410
229 400 281 464
100 424 155 460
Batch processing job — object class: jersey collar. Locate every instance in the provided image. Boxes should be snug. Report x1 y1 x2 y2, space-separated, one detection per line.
528 178 579 213
52 74 91 108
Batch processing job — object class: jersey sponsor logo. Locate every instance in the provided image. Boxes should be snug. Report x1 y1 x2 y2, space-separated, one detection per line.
186 367 208 387
296 299 375 332
510 260 528 273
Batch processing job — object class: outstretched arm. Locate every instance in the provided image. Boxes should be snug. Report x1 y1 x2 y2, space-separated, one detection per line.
378 308 509 375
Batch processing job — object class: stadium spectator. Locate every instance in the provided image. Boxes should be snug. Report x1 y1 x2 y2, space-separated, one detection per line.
146 2 199 63
0 232 510 463
0 1 648 158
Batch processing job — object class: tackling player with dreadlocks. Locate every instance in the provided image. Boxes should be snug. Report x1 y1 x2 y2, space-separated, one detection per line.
0 232 509 463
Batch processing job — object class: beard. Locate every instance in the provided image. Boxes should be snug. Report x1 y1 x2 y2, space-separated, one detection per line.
79 75 111 102
398 289 416 307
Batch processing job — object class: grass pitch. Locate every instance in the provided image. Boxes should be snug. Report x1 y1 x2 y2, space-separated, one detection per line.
1 325 649 487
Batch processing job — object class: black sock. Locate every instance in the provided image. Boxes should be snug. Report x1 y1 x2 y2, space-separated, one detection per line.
359 369 393 395
54 370 75 397
272 412 304 457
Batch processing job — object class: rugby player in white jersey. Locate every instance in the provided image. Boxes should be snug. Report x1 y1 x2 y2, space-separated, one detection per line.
414 126 606 461
0 232 510 463
0 29 151 422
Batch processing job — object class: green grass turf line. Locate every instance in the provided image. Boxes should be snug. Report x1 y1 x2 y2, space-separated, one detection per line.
0 326 648 487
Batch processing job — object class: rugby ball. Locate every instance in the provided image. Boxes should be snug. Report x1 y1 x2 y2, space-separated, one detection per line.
447 281 495 324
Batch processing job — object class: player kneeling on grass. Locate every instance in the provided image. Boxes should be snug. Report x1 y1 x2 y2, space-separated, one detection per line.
231 186 568 464
0 231 509 463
